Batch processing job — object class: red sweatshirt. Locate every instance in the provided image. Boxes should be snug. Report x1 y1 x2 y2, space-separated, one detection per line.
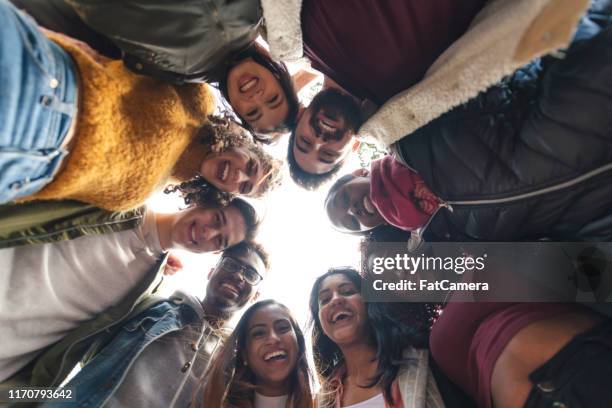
370 156 440 231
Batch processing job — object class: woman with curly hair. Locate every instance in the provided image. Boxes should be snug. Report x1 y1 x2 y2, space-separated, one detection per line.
200 299 314 408
309 267 442 408
0 1 282 210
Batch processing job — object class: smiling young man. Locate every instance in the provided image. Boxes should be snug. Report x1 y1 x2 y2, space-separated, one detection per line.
50 241 270 408
0 197 259 389
287 85 364 190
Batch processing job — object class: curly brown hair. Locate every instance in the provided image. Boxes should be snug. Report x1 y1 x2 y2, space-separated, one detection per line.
184 115 283 198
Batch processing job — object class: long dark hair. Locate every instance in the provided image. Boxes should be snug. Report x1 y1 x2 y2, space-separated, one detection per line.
200 300 314 408
217 43 300 143
309 267 438 407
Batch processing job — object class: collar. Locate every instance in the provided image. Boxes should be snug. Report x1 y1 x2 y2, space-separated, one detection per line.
261 0 305 62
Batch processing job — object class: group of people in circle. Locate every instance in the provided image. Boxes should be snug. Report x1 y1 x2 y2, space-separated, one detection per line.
2 0 612 407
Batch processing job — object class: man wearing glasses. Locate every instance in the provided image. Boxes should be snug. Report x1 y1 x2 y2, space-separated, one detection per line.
45 241 269 408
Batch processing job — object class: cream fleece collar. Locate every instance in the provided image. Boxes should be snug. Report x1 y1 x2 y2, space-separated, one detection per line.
261 0 304 62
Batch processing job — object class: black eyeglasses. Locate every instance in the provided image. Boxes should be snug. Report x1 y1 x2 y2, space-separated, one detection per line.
216 257 263 285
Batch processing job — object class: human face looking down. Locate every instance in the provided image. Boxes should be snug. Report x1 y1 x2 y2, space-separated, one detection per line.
169 205 246 253
292 88 362 174
325 169 386 232
200 146 267 196
227 58 289 132
245 304 299 394
317 273 368 347
206 249 266 313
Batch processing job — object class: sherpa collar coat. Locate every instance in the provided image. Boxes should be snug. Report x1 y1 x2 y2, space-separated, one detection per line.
267 0 590 146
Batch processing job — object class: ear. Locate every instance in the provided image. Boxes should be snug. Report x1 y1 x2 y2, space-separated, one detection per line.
207 268 215 280
352 168 369 177
250 291 260 303
351 139 361 152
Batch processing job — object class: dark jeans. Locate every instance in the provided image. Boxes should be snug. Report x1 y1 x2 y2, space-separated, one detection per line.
524 319 612 408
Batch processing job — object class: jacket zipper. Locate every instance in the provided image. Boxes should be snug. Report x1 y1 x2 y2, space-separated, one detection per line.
413 161 612 242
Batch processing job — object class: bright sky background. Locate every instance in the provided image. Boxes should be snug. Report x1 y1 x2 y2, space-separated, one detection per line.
149 73 365 328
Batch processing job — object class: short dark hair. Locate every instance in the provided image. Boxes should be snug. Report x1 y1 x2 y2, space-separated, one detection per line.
217 44 300 143
228 197 260 244
324 173 356 208
223 240 270 271
287 129 345 190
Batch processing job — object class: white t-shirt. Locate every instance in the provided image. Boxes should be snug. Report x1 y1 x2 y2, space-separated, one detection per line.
0 211 164 381
343 393 385 408
254 392 289 408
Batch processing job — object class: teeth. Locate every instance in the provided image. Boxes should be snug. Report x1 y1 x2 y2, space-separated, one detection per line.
319 120 336 132
332 311 351 323
264 350 287 361
219 162 229 182
363 195 376 215
240 78 257 92
191 223 197 244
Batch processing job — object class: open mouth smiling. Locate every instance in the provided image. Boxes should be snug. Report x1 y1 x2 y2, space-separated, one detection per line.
330 310 353 325
219 279 241 299
216 161 230 183
238 74 259 93
263 350 288 362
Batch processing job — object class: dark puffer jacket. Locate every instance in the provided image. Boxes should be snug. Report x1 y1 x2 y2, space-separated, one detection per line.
12 0 263 83
391 25 612 242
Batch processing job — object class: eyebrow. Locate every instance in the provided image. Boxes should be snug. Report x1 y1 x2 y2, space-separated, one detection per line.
318 156 335 165
296 136 311 154
220 209 227 226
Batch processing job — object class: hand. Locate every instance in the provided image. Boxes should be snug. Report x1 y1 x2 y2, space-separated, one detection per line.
163 253 184 276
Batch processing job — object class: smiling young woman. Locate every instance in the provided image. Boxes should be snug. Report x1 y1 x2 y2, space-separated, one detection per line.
309 267 442 408
200 300 314 408
218 44 301 143
170 116 283 201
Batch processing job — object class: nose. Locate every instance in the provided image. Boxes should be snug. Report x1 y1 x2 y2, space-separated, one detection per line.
230 269 245 283
201 226 219 242
249 87 264 102
329 291 345 306
235 169 249 184
266 330 281 344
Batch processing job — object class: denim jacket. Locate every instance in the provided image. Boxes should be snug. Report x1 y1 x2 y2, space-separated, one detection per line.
44 292 222 408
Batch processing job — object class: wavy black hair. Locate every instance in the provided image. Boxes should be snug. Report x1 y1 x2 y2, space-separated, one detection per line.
309 267 438 408
217 43 300 143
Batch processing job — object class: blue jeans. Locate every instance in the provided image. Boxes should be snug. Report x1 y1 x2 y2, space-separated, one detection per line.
0 0 77 204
